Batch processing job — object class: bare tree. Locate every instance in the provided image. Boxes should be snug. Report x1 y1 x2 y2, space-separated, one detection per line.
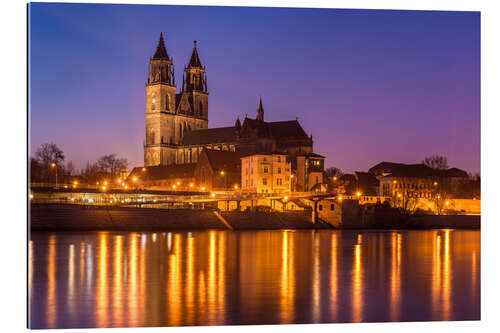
34 143 65 167
81 154 129 184
422 155 449 170
324 167 343 180
96 154 128 177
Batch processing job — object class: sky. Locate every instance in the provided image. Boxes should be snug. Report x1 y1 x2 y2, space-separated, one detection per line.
29 3 480 174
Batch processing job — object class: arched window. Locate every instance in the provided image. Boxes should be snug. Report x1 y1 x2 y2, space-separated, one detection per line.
165 94 170 110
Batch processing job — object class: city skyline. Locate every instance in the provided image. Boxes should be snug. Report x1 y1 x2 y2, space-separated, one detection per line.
29 3 480 174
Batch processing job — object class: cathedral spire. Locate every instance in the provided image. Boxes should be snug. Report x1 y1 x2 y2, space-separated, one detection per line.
188 40 202 68
256 97 264 121
183 40 207 93
153 32 170 59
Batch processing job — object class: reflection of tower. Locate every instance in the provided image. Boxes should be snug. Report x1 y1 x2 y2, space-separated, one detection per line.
144 33 177 166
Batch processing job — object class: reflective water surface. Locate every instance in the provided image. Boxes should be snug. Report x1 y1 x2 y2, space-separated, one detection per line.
29 229 480 328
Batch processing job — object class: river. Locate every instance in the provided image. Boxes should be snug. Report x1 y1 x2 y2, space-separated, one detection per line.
28 229 480 328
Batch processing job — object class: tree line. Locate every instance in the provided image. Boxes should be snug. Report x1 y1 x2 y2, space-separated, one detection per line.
30 143 129 185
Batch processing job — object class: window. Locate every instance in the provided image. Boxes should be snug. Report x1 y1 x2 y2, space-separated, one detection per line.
263 178 267 185
277 156 281 162
278 167 281 174
264 167 268 173
165 94 170 110
330 204 335 210
319 204 323 211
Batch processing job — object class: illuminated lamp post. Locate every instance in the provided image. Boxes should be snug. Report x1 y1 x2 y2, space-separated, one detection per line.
220 170 227 190
50 162 58 189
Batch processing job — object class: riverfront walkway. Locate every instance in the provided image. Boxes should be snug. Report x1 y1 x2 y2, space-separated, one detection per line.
30 204 332 231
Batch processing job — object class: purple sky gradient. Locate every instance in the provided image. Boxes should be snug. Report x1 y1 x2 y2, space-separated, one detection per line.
29 3 480 174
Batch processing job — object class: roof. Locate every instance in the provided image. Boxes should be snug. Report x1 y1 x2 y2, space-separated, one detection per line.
242 118 310 140
187 40 202 68
182 126 237 145
153 33 169 59
182 118 310 146
370 161 468 179
436 167 469 178
128 164 195 181
201 149 247 173
297 152 325 158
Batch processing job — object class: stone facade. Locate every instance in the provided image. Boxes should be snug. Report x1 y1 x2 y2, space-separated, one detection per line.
241 153 291 194
144 34 209 166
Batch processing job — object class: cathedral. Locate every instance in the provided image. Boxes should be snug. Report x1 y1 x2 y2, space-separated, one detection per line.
144 33 317 169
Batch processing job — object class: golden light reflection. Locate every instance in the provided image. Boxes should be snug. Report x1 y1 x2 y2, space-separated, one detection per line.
128 233 138 325
96 233 109 328
329 233 338 321
280 231 295 323
68 244 75 317
352 241 362 323
217 231 226 324
113 236 123 322
432 230 453 321
186 234 195 325
390 233 401 321
167 234 182 326
46 234 57 328
312 233 320 323
432 232 442 318
442 230 452 321
79 243 85 289
207 231 217 324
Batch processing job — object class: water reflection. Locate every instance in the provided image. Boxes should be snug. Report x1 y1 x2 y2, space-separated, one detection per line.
352 234 363 322
29 230 480 329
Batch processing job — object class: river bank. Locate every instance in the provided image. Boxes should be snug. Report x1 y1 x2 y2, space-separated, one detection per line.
29 203 480 232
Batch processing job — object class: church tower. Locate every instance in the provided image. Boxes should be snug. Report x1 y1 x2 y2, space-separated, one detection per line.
180 40 209 119
144 33 178 166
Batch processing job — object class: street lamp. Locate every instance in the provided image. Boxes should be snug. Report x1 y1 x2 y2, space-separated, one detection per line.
50 162 58 189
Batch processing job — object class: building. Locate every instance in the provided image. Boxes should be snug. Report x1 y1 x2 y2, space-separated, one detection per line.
143 34 321 174
194 149 245 191
295 153 325 191
241 153 291 194
127 163 196 190
144 34 209 166
369 162 468 199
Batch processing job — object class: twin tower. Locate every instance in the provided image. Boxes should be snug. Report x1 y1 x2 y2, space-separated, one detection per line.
144 33 209 166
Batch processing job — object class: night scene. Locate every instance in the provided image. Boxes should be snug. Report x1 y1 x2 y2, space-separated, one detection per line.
28 2 480 329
